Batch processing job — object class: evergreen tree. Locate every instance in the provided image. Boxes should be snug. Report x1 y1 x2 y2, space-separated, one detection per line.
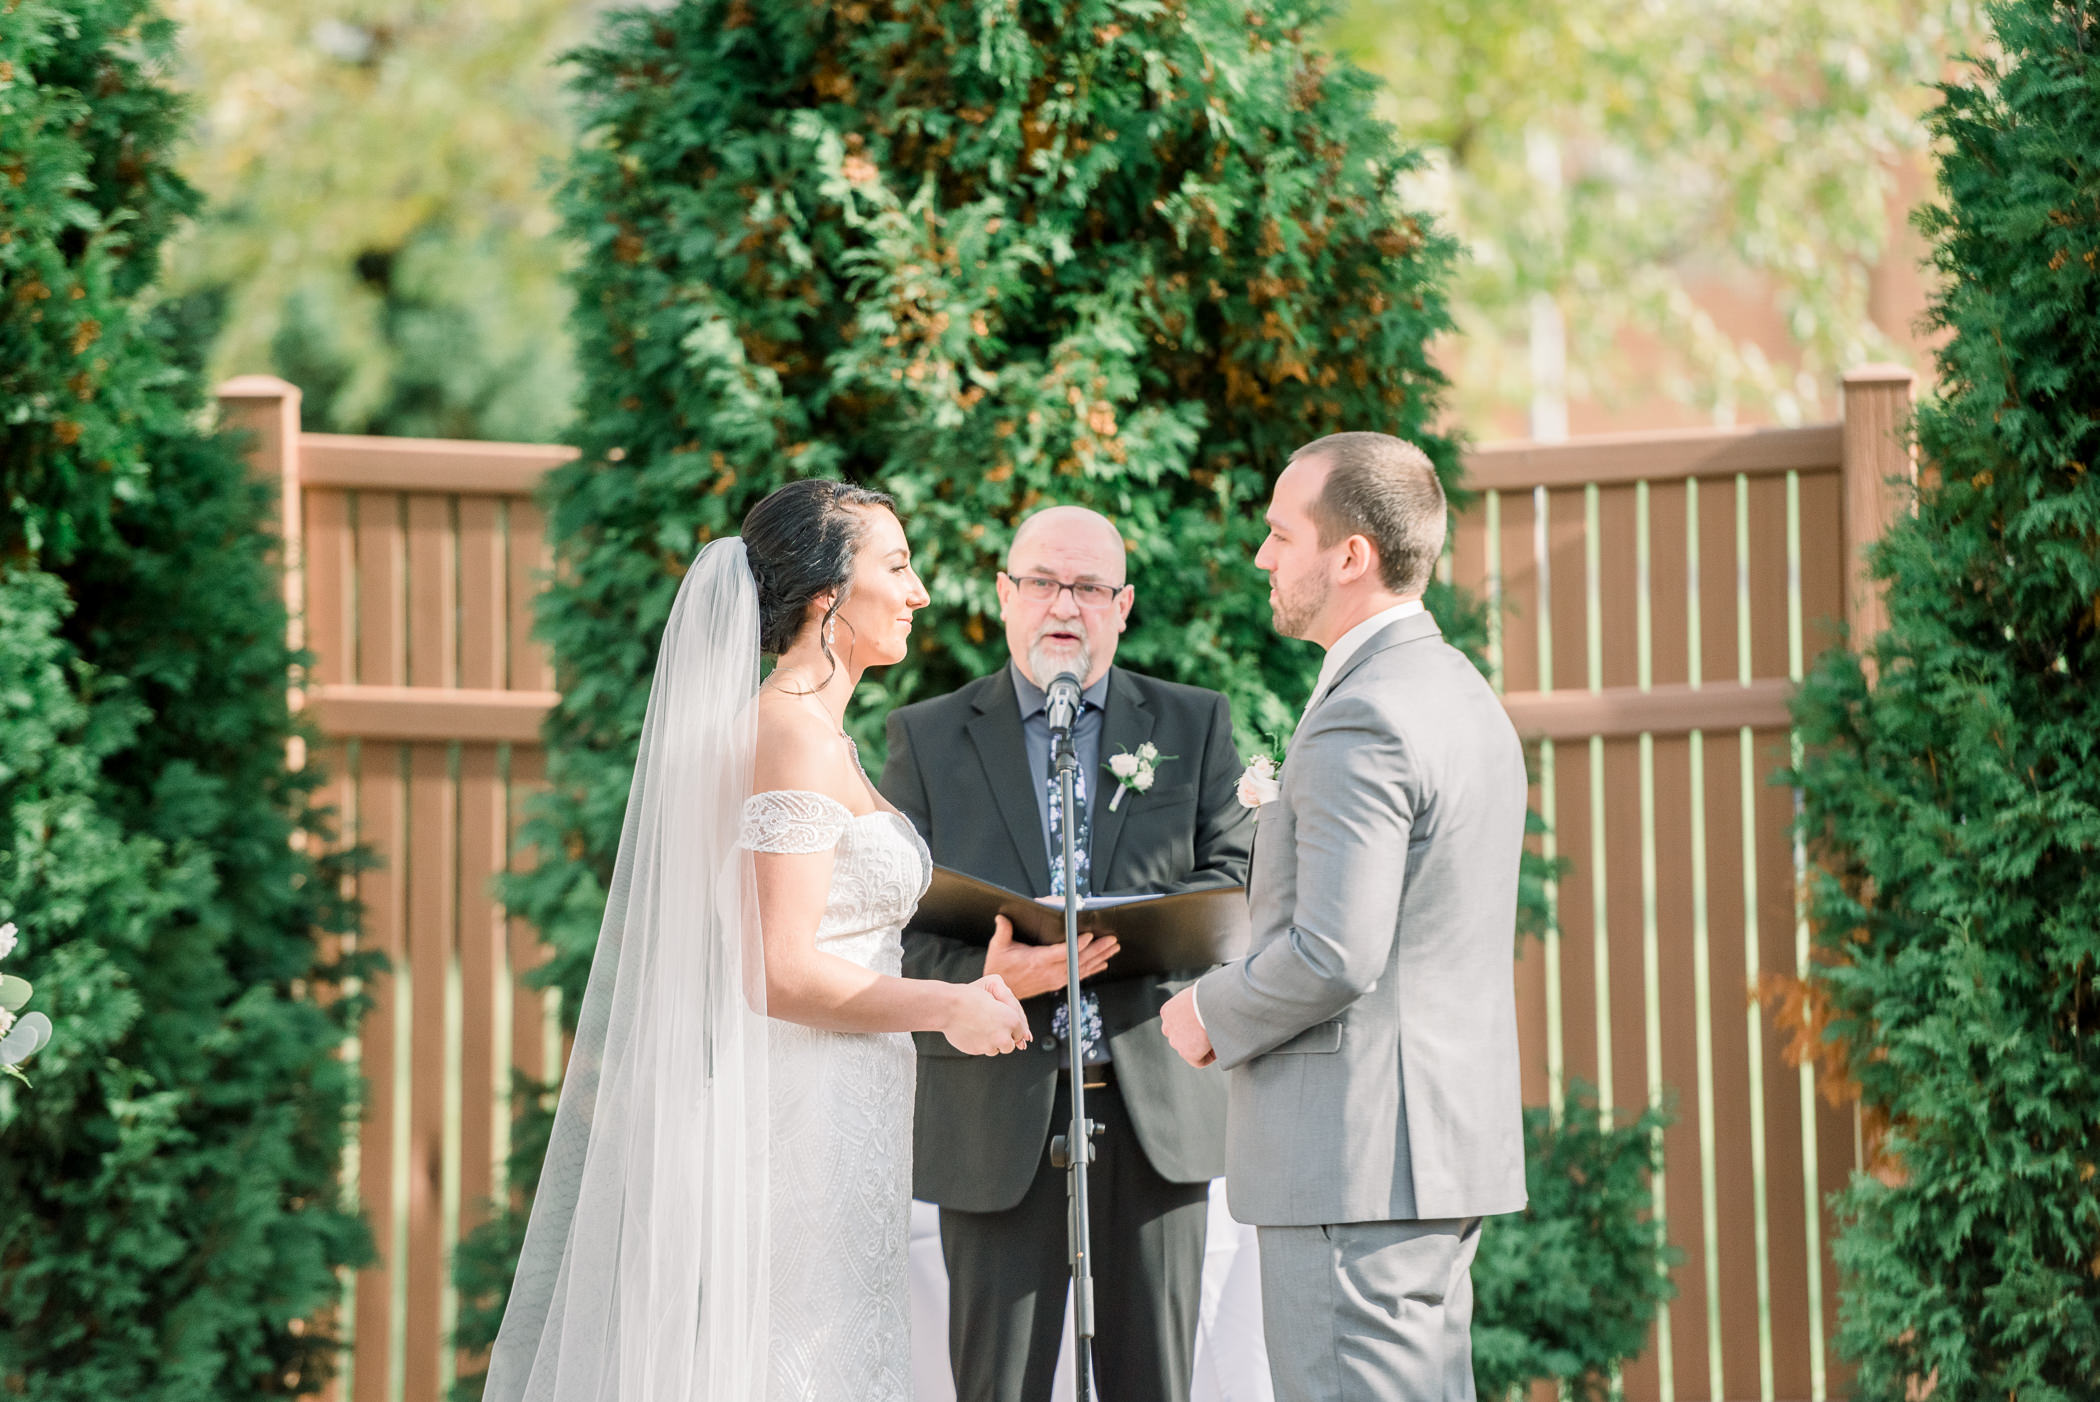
0 3 366 1397
1790 1 2100 1395
455 1 1670 1392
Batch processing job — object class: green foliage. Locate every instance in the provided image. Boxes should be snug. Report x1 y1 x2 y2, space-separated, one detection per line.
447 1070 552 1363
1473 1084 1680 1402
0 3 367 1396
2 1 193 562
1789 2 2100 1397
259 225 573 442
451 1 1664 1392
164 0 585 442
1329 0 1983 429
504 0 1469 1047
164 0 1986 443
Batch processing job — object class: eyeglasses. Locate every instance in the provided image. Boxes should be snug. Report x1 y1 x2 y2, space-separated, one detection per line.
1005 573 1126 609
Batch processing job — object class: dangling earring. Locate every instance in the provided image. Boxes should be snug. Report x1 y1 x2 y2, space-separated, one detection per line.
823 619 837 648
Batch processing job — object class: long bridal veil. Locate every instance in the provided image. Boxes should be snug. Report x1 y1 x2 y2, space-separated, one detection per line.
486 538 770 1402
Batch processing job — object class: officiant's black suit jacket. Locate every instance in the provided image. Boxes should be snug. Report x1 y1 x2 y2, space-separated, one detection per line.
881 665 1254 1212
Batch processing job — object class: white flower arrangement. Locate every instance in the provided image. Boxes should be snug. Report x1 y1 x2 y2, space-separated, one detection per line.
0 922 54 1086
1105 741 1173 811
1236 755 1281 809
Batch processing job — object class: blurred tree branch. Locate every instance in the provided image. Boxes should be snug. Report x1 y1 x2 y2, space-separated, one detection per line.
163 0 601 440
1327 0 1989 429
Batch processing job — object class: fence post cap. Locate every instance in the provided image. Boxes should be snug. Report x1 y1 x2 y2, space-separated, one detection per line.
1841 363 1918 388
217 374 302 401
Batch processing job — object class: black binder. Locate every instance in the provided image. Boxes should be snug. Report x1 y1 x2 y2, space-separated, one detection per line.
914 865 1251 976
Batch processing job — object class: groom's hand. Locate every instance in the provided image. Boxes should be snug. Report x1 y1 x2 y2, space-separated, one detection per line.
983 915 1120 1001
1160 987 1215 1067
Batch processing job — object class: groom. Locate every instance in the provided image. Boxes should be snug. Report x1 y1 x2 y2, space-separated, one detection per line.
882 504 1254 1402
1161 432 1529 1402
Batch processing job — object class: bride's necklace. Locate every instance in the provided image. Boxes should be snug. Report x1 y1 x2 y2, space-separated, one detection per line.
761 668 850 742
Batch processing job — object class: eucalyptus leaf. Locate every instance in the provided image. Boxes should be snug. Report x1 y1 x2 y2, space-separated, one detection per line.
0 974 32 1012
0 1011 52 1067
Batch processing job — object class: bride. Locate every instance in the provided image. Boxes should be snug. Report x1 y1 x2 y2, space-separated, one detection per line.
485 479 1032 1402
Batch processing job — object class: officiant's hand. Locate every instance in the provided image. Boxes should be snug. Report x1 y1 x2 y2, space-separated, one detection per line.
983 914 1119 1001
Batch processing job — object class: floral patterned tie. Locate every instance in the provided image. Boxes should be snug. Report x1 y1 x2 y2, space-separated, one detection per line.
1046 763 1104 1061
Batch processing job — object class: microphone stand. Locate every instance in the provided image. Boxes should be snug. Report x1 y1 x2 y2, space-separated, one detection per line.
1047 726 1098 1402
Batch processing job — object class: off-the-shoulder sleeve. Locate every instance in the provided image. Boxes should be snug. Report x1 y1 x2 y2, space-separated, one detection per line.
738 790 853 854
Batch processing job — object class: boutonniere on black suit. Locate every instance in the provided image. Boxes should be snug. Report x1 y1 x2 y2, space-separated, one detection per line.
1105 741 1176 810
876 504 1256 1402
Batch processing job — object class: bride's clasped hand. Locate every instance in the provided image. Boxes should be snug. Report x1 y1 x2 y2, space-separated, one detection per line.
931 972 1034 1055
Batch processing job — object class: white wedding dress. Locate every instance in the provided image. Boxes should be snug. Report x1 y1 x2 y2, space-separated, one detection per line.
739 789 933 1402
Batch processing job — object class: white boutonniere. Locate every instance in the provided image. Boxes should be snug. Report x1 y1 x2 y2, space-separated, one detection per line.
1105 741 1173 811
1236 755 1281 809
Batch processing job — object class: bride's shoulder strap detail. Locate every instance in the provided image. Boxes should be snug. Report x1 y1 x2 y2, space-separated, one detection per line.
740 789 855 854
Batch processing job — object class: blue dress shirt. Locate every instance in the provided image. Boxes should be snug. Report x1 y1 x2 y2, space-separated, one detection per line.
1010 662 1111 880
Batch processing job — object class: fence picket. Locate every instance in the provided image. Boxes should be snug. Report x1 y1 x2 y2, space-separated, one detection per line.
1496 487 1542 694
351 741 404 1402
1653 732 1712 1402
1648 480 1692 689
507 501 552 694
307 491 352 689
1751 736 1816 1402
505 744 550 1142
404 742 453 1402
457 743 504 1252
460 501 504 693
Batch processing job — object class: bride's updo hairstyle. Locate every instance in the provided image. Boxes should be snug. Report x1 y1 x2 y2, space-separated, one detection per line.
742 478 899 667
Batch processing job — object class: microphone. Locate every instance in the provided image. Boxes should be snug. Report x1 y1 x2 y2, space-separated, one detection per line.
1045 672 1083 739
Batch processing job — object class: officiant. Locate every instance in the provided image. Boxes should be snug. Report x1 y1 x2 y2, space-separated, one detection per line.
881 505 1255 1402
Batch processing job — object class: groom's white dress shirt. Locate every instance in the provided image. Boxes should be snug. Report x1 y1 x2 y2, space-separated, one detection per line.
1191 597 1426 1034
1303 598 1425 717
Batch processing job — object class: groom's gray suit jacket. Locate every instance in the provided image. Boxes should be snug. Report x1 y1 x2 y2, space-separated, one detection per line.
1196 610 1529 1226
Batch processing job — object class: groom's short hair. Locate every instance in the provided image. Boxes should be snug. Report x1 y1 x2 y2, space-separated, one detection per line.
1294 432 1446 597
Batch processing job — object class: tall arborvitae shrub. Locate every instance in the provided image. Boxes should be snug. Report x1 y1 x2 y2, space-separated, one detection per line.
1790 1 2100 1396
455 1 1670 1392
0 3 366 1397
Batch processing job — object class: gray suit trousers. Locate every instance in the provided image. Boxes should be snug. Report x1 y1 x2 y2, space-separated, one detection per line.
1255 1217 1482 1402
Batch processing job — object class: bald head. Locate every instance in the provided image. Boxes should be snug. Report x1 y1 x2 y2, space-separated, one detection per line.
998 504 1133 688
1007 505 1126 577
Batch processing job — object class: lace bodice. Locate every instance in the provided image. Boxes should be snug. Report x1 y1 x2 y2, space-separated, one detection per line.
738 789 931 972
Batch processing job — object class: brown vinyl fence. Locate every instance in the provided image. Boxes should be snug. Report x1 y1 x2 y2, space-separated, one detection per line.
221 365 1918 1402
